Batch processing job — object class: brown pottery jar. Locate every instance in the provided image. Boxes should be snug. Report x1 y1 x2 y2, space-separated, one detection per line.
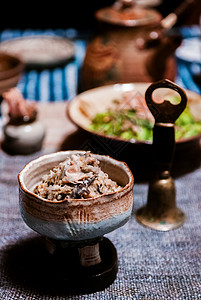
81 0 182 91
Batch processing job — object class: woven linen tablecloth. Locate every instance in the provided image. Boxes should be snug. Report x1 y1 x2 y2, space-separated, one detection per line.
0 101 201 300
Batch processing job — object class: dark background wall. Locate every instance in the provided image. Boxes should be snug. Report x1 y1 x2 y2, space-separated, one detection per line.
1 0 200 30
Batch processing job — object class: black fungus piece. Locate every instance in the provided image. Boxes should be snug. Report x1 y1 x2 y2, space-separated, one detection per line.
70 176 96 199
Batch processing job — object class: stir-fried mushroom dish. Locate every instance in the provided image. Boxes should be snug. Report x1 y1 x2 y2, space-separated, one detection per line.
34 152 121 201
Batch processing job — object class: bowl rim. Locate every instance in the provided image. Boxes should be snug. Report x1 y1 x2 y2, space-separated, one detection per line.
67 83 201 146
0 52 24 80
95 6 162 28
0 35 75 69
18 150 134 204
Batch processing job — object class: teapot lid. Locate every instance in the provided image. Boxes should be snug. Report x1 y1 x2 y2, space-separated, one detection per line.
95 0 162 27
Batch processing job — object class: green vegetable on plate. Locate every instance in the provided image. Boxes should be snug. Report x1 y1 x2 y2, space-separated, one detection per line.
89 105 201 142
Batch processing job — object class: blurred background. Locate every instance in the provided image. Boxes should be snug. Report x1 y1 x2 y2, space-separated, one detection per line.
0 0 200 30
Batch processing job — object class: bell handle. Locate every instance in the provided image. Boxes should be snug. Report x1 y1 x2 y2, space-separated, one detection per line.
145 79 187 124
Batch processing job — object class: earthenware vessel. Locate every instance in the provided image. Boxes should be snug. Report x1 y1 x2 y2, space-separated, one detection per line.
2 116 45 155
0 53 24 95
1 88 45 155
18 150 134 292
80 0 182 91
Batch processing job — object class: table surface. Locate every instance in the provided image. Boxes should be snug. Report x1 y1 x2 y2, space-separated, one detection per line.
0 27 201 300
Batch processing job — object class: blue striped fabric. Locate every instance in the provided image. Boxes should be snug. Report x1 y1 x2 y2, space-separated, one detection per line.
178 25 201 38
175 60 201 94
0 26 200 102
0 29 88 102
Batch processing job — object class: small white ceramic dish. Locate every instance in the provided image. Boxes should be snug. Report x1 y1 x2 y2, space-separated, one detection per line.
1 100 46 155
2 119 45 154
18 150 134 241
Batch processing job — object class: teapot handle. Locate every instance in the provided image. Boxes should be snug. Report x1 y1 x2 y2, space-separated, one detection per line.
113 0 135 10
137 0 195 50
161 0 195 30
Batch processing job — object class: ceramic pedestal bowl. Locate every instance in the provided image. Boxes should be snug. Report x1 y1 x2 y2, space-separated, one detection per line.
18 150 134 292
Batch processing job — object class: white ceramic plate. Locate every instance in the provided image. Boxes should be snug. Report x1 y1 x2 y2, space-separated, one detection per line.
176 38 201 63
67 82 201 145
0 35 75 69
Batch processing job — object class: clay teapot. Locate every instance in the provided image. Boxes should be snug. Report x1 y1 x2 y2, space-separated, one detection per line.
80 0 183 91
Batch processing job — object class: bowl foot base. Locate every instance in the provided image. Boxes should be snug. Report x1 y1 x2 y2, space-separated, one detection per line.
45 236 118 293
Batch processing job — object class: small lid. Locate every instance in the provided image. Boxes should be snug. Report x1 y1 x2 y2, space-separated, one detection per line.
95 0 162 27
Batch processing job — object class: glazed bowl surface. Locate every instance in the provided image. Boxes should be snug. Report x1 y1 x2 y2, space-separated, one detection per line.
18 151 134 241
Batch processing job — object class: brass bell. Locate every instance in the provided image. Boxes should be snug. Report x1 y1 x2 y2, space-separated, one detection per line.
136 79 187 231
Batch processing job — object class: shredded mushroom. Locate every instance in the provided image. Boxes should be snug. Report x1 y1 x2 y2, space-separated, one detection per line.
34 152 121 201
